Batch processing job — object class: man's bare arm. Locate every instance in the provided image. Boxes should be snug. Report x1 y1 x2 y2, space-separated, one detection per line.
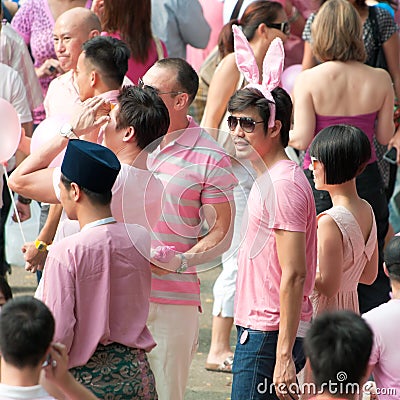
274 230 307 400
151 201 235 274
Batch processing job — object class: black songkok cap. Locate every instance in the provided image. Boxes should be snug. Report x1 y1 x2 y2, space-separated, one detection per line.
61 140 120 193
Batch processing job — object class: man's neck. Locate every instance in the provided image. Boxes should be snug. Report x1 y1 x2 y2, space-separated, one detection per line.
167 113 190 136
77 205 114 230
252 146 289 176
1 361 41 387
115 145 146 169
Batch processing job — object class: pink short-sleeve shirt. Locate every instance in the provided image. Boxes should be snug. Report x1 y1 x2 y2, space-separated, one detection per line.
235 160 317 331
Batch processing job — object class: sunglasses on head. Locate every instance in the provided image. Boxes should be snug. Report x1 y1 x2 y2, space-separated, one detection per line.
266 21 290 36
227 116 264 133
138 77 183 96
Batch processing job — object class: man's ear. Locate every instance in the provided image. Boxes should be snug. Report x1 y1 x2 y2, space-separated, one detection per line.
174 93 190 111
123 126 135 142
270 120 282 138
89 30 100 39
70 182 82 201
90 70 97 88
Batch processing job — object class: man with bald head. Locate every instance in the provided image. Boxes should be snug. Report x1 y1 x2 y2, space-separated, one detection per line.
44 7 101 118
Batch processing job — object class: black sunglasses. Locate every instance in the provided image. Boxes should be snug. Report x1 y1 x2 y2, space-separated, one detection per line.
266 21 290 36
227 116 264 133
138 77 183 96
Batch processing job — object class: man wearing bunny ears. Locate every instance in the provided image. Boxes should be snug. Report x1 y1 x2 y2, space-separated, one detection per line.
227 28 317 400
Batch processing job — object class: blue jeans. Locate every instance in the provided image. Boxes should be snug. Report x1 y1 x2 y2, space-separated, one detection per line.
231 327 306 400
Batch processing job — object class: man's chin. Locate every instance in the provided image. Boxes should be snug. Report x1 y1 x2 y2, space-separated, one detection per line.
59 62 72 72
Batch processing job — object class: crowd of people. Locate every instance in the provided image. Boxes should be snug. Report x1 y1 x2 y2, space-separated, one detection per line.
0 0 400 399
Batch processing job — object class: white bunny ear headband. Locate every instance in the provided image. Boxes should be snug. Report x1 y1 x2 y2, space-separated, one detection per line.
232 24 285 128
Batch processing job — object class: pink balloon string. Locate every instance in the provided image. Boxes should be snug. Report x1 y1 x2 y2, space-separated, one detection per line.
2 164 27 243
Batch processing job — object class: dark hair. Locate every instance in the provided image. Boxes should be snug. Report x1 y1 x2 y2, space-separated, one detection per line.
82 36 130 87
227 86 292 147
384 236 400 282
101 0 152 63
61 174 112 206
309 125 371 185
0 296 55 368
304 310 373 391
116 85 170 151
155 58 199 104
0 277 12 301
218 1 283 59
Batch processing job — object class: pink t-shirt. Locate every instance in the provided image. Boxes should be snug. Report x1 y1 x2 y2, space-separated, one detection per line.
235 160 317 331
11 0 91 124
148 117 237 306
101 32 167 85
40 222 155 369
51 163 163 240
44 70 78 118
363 299 400 399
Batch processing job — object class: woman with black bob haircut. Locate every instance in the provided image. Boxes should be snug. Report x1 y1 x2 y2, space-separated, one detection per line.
290 0 394 315
308 124 378 317
309 124 371 184
299 124 379 396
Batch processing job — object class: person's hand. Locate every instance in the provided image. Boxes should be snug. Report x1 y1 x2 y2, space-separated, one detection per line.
70 97 111 137
43 343 70 385
13 200 31 222
36 59 63 79
273 356 298 400
150 255 181 275
22 242 47 273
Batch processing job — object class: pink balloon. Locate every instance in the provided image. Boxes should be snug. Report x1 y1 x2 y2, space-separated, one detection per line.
31 115 69 167
0 98 21 163
281 64 303 95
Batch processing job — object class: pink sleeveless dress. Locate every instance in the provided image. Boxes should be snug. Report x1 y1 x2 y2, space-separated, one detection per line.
311 205 377 316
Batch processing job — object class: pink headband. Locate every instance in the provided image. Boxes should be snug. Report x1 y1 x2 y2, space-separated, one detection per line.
232 25 284 128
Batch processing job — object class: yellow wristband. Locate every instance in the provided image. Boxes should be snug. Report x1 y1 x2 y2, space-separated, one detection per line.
34 239 49 252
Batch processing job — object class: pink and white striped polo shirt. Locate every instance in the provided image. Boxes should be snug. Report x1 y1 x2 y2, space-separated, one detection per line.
148 116 237 306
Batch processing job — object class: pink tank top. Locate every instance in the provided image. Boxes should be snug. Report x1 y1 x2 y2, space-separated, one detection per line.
303 112 378 169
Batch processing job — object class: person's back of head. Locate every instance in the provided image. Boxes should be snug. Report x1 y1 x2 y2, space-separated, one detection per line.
218 1 284 59
116 85 170 151
312 0 366 63
309 124 371 185
304 310 373 394
227 86 292 147
155 58 199 105
384 236 400 283
82 36 130 88
0 296 54 369
60 139 121 209
101 0 152 62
